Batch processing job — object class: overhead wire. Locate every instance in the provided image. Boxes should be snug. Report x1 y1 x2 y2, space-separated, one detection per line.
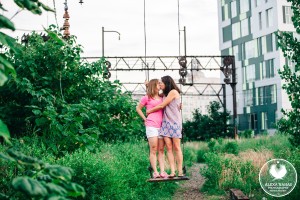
143 0 149 81
53 0 59 28
177 0 181 56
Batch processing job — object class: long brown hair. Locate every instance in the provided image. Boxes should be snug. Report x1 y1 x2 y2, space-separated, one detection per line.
161 76 180 96
147 79 159 98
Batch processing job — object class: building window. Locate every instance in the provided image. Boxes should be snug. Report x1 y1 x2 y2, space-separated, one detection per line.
283 6 293 24
266 8 273 28
249 113 258 130
233 45 239 60
240 0 250 14
245 40 257 59
244 64 255 82
232 22 241 40
272 33 277 51
262 36 267 54
259 12 263 30
259 87 264 105
266 34 274 52
222 4 229 21
270 84 277 103
241 18 249 37
256 0 263 7
265 59 275 78
259 61 265 80
222 26 232 42
244 89 253 106
231 1 237 18
261 112 268 130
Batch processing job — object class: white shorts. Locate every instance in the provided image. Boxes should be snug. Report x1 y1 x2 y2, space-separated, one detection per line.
146 127 161 138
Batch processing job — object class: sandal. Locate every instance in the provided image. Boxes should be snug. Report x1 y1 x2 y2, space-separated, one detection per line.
178 173 185 177
168 173 176 178
152 172 161 178
159 171 169 178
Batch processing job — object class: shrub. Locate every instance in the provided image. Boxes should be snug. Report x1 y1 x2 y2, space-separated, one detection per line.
201 152 260 196
277 0 300 148
0 147 85 199
183 146 197 167
239 129 254 138
223 141 239 155
56 141 178 199
208 139 217 151
183 101 234 141
197 149 208 163
0 29 144 155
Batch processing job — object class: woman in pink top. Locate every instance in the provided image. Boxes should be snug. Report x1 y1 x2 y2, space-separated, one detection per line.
146 76 184 178
136 79 168 178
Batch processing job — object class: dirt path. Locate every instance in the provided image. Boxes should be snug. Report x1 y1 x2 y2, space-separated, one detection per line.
173 163 206 200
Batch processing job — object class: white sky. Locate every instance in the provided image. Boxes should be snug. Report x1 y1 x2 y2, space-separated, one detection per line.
5 0 220 57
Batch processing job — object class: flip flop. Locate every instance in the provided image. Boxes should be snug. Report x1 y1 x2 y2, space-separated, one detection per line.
168 173 176 178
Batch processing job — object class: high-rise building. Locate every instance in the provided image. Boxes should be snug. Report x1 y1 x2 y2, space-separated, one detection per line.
217 0 294 134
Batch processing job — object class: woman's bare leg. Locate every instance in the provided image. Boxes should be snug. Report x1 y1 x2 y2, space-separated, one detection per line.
164 137 176 176
158 137 165 173
173 138 183 175
148 137 159 173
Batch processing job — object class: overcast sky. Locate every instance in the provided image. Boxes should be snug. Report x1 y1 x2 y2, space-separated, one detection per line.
5 0 220 57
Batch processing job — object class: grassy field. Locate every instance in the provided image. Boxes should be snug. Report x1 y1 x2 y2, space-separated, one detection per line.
1 133 299 199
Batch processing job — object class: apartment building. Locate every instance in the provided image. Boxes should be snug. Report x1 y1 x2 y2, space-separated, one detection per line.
217 0 294 133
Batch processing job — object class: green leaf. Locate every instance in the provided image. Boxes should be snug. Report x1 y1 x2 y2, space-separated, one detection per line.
43 183 67 196
0 54 17 78
12 177 48 197
0 119 11 145
35 117 48 126
39 2 55 12
0 193 9 200
0 72 8 86
0 15 15 31
32 109 42 115
0 152 15 162
47 196 68 200
45 165 73 182
64 182 86 197
45 29 68 46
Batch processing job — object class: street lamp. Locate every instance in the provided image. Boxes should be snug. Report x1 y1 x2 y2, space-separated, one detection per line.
102 27 121 57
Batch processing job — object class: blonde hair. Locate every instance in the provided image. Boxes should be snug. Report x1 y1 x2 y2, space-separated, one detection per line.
146 79 159 98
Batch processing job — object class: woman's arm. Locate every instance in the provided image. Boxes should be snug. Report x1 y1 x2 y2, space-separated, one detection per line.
136 103 147 122
146 90 177 115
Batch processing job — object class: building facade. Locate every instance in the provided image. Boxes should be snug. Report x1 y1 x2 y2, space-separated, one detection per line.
181 71 220 121
217 0 294 133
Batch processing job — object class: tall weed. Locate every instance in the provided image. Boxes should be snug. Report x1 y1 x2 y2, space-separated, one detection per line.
56 141 178 199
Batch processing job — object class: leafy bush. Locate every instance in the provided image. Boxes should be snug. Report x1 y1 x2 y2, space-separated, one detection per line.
217 138 224 145
201 152 260 196
56 141 178 199
0 147 85 199
183 101 234 141
239 129 254 139
183 146 197 167
197 149 208 163
277 0 300 147
0 29 144 154
223 141 239 155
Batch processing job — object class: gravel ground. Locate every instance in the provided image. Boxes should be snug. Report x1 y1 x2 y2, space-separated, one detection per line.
172 163 206 200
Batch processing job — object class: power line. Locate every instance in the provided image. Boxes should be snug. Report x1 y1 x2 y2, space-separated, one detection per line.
177 0 181 56
53 0 59 28
143 0 149 81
